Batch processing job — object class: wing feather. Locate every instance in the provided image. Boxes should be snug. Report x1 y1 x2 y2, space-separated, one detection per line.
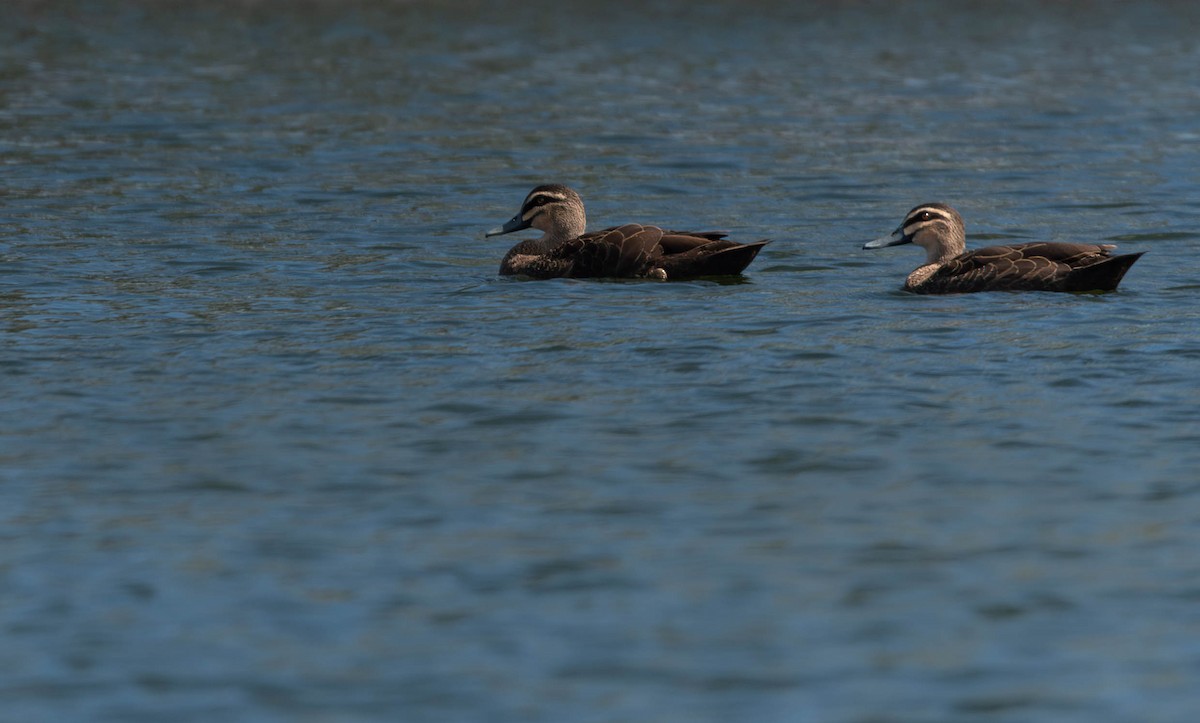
920 242 1124 293
549 224 663 278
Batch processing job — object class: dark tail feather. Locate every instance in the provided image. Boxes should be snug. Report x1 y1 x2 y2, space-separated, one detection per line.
1065 252 1144 292
662 240 770 278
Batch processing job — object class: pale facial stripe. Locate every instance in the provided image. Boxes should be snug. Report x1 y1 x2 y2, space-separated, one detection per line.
903 207 955 235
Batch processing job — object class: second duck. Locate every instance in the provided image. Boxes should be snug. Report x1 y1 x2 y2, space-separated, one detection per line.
486 184 769 280
864 202 1143 294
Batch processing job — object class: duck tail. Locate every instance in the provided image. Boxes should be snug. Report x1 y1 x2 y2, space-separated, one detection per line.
1066 251 1145 292
686 240 771 277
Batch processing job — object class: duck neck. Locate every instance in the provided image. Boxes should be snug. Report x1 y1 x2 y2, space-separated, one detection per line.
919 231 965 266
925 247 959 266
539 224 582 251
540 206 586 247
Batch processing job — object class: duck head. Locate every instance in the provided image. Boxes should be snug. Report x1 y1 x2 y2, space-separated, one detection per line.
486 184 587 242
864 202 966 265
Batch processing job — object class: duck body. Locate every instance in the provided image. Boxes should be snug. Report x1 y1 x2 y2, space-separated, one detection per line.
865 203 1143 294
906 241 1144 294
487 184 768 280
501 224 768 280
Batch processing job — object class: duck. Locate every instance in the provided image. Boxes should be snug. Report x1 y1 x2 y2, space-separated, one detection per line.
863 202 1144 294
485 184 769 280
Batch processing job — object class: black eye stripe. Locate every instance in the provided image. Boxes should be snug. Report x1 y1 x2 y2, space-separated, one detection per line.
523 195 557 211
906 209 949 226
522 194 570 218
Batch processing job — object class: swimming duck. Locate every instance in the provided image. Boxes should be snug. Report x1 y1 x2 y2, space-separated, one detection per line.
485 184 769 280
864 203 1143 293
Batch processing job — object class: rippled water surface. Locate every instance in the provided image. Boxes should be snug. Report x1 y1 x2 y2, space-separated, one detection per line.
4 1 1200 721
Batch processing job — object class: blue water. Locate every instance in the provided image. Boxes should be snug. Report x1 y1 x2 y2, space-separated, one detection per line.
4 1 1200 721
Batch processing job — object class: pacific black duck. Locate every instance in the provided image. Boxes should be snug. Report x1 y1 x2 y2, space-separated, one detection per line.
486 184 769 280
864 203 1143 293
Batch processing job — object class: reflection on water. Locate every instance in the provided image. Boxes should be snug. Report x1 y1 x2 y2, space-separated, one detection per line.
4 1 1200 721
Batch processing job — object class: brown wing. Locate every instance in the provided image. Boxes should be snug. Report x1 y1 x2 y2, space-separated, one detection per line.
1000 242 1115 265
548 224 664 278
656 231 730 255
928 242 1116 293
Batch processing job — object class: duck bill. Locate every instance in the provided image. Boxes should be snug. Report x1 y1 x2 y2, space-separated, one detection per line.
863 226 911 250
485 213 530 238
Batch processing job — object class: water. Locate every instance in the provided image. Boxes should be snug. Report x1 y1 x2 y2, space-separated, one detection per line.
4 1 1200 720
